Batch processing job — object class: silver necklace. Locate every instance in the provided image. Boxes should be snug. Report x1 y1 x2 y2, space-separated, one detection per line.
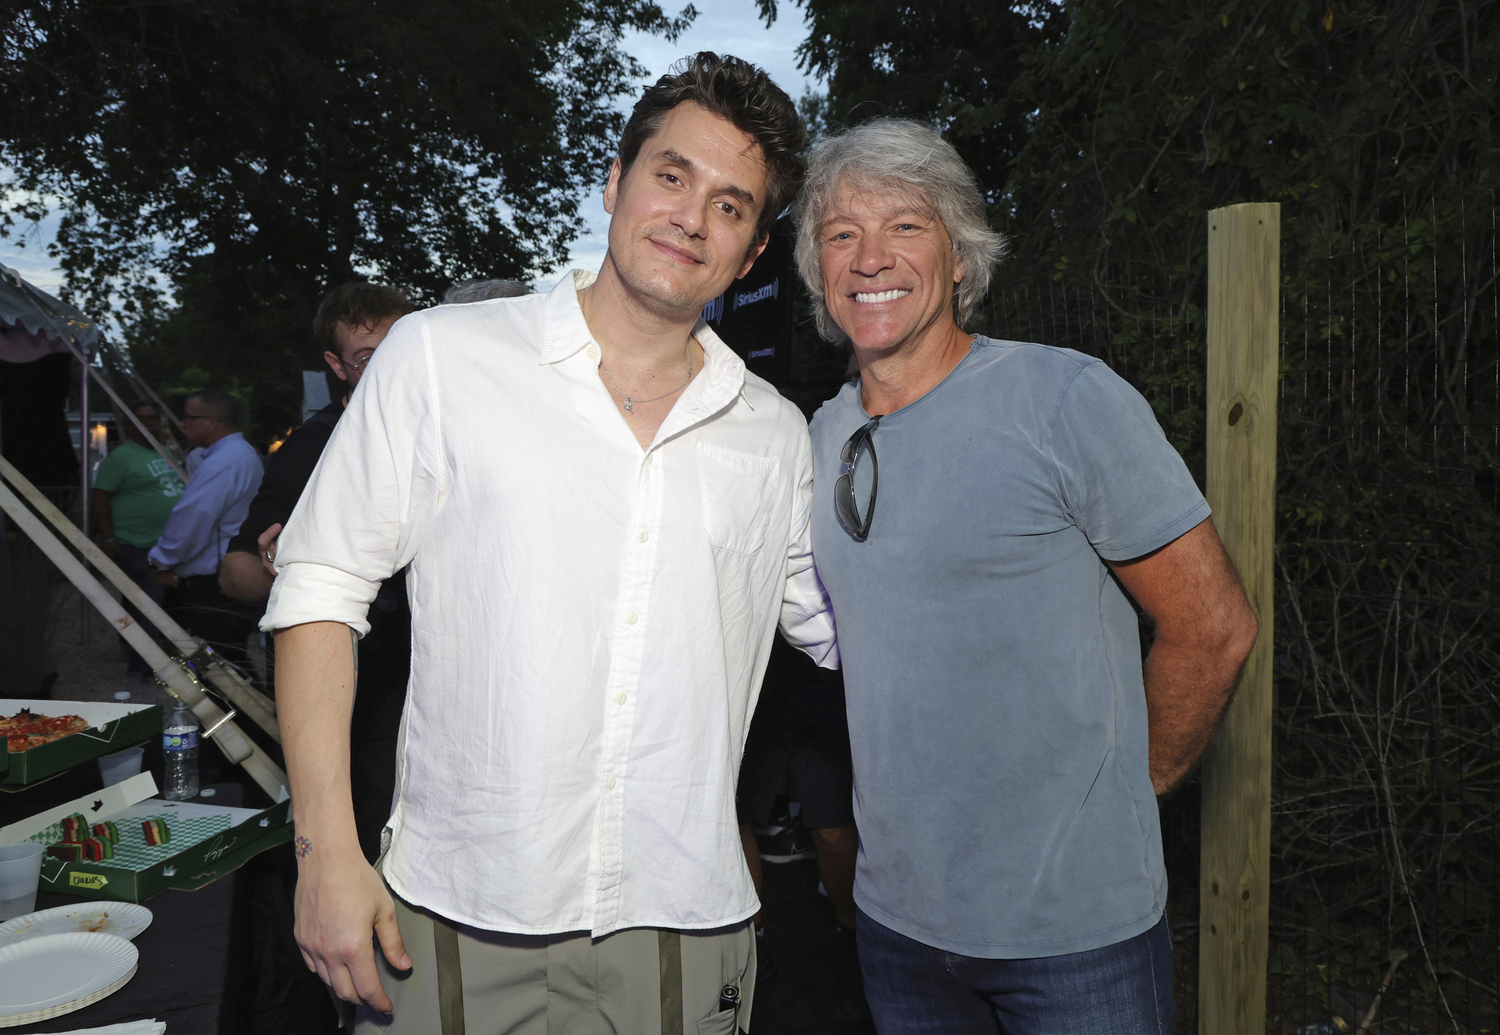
600 342 693 413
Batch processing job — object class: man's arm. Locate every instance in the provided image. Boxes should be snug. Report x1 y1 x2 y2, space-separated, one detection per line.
149 462 233 572
221 550 274 600
275 620 409 1010
89 489 118 552
777 424 839 668
1106 517 1258 795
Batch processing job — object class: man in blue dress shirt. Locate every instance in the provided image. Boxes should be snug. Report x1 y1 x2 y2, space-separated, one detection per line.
149 388 264 670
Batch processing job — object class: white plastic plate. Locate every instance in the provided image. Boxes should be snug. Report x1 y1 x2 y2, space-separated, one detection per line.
0 931 138 1024
0 901 153 947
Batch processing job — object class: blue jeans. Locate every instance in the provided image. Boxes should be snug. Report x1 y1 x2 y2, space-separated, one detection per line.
857 907 1175 1035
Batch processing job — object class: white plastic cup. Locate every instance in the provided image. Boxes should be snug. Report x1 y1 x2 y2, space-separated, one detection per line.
98 745 145 786
0 843 45 922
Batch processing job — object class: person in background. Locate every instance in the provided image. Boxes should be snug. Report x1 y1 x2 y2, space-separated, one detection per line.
799 119 1258 1034
92 399 184 672
221 280 416 864
441 278 530 304
264 52 833 1034
147 388 263 671
737 633 865 1019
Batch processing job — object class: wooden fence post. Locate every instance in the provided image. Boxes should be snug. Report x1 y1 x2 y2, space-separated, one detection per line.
1199 202 1279 1035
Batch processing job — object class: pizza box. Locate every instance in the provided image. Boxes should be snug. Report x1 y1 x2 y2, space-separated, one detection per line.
1 698 162 786
0 775 293 902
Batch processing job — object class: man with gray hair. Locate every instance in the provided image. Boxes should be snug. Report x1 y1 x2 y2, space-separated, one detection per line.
441 278 531 304
798 118 1259 1032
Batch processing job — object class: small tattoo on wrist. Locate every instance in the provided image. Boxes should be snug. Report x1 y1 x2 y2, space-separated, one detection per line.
294 835 312 858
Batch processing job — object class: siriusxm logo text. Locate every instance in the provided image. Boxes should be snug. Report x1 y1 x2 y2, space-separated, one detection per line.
734 278 779 311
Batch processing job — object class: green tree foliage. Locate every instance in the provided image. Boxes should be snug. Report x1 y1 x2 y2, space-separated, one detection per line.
0 0 693 437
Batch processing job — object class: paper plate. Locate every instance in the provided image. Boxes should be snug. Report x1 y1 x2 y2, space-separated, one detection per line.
0 902 153 946
0 931 138 1025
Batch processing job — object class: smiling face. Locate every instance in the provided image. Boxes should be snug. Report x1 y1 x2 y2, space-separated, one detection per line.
818 184 964 357
601 102 771 321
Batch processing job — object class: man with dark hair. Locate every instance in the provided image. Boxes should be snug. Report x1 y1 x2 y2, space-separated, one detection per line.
148 388 263 669
222 282 414 866
263 52 831 1034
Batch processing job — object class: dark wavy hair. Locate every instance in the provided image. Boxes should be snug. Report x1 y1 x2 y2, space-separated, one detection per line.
313 282 414 355
617 52 806 239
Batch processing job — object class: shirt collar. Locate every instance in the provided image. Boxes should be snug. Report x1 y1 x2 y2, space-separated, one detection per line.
540 269 748 421
202 430 245 458
539 270 596 365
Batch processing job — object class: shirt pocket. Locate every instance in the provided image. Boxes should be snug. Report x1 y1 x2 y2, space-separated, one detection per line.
697 443 781 555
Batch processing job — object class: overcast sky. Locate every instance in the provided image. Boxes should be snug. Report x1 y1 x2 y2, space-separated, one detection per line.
0 0 817 300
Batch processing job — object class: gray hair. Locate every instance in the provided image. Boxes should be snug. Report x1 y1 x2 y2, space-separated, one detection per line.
794 118 1006 342
442 279 531 304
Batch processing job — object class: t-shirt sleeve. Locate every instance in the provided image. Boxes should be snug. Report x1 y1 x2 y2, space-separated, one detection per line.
1049 360 1211 562
225 422 333 556
92 449 130 492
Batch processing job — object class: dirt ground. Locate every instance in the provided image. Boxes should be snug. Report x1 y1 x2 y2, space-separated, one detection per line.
41 582 178 708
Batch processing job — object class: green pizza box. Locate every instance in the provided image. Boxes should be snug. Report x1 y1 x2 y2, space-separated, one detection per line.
25 796 293 903
1 698 162 786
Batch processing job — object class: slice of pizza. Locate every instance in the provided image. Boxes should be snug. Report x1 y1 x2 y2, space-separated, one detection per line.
3 710 91 751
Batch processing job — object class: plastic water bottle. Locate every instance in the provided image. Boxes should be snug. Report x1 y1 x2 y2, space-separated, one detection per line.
162 700 200 801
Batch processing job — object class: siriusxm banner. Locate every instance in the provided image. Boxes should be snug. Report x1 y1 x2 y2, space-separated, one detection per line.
700 215 794 388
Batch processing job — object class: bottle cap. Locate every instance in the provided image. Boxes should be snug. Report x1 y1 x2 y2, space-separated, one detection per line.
113 691 131 702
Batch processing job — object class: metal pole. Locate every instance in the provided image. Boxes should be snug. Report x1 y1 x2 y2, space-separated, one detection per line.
78 347 90 643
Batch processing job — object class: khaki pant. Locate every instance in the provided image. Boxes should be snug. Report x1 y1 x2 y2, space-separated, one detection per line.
351 891 755 1035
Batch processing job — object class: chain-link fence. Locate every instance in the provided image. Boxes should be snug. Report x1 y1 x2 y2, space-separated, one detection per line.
986 192 1500 1033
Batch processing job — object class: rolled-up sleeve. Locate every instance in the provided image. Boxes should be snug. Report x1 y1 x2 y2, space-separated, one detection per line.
778 425 840 669
261 314 444 636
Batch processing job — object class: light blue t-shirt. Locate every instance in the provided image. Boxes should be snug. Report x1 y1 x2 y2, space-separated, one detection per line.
809 337 1211 958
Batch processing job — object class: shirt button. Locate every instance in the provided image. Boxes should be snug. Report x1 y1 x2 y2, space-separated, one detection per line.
605 775 617 790
586 345 599 359
616 692 628 705
644 453 654 465
626 611 638 625
637 530 649 543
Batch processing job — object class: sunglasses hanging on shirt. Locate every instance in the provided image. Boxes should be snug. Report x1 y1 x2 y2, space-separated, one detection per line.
835 416 882 541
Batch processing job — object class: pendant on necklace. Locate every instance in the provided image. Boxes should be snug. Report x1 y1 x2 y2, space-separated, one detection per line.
624 398 634 413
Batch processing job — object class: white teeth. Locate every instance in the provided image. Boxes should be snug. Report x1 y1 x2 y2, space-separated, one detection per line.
854 289 910 304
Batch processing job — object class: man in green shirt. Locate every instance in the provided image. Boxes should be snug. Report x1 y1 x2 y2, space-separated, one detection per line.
92 400 185 669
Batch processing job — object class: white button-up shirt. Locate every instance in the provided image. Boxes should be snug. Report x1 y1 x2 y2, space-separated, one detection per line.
262 271 838 936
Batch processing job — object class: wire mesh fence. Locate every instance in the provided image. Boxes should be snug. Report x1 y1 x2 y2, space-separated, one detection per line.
986 192 1500 1033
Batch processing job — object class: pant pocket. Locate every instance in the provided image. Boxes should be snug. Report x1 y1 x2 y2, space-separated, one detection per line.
694 1007 738 1035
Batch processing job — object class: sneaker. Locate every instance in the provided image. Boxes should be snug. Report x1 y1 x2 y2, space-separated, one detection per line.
755 821 816 863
